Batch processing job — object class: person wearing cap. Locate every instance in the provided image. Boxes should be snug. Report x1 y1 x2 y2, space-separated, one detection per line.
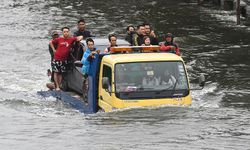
48 31 59 82
46 31 60 90
49 31 59 62
160 33 180 56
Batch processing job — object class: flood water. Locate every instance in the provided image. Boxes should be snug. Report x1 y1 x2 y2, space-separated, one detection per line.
0 0 250 149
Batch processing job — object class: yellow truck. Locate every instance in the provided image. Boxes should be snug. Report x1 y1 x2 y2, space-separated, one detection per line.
39 39 205 113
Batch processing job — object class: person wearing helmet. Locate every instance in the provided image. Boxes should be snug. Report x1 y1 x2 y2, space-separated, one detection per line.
160 33 180 56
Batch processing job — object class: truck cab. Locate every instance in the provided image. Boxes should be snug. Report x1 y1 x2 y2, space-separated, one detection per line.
98 51 191 112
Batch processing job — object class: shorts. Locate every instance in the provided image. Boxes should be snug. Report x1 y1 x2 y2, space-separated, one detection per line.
52 60 69 73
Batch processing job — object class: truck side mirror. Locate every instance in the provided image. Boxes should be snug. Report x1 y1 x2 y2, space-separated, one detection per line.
199 73 205 87
102 77 110 91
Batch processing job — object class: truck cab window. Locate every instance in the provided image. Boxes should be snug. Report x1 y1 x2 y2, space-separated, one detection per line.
102 65 112 90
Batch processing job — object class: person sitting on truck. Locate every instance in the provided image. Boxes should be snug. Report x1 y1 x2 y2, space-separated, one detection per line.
104 34 118 54
142 70 160 87
141 36 152 46
160 69 176 87
159 33 180 56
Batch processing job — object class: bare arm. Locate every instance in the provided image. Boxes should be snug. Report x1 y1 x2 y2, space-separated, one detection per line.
76 36 83 41
49 40 56 53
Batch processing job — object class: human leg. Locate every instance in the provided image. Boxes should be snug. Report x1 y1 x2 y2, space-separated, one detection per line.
54 72 61 91
58 73 62 87
52 60 62 91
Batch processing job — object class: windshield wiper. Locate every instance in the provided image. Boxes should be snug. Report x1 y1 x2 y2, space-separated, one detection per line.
170 78 178 98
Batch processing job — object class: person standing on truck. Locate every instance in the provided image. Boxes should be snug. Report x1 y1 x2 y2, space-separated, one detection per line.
74 19 93 38
159 33 180 56
125 25 135 45
48 31 59 82
46 30 60 90
81 38 97 75
81 38 98 101
144 23 159 45
72 19 93 61
49 27 83 91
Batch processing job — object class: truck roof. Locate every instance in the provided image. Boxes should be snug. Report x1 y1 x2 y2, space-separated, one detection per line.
102 53 184 64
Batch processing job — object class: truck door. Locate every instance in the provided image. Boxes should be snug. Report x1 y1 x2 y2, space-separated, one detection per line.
99 64 114 111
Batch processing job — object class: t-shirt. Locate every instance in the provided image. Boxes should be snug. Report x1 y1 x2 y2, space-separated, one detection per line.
52 37 77 61
74 30 92 38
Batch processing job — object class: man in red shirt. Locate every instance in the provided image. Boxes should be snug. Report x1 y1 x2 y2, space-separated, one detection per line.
49 27 83 91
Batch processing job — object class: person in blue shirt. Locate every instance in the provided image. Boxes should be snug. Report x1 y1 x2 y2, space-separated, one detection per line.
81 38 96 75
81 38 96 101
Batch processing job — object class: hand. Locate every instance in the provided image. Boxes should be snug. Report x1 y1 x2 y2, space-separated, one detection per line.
150 30 156 38
96 50 100 54
170 46 176 50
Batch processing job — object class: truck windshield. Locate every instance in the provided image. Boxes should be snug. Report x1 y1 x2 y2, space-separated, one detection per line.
115 61 189 99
